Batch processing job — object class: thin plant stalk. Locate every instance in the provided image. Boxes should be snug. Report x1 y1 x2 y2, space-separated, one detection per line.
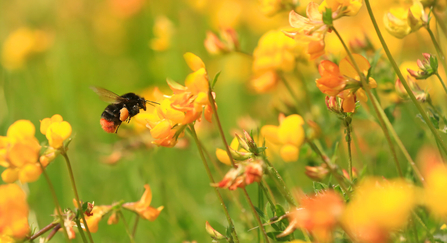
61 150 94 243
188 125 240 243
38 161 70 241
306 140 349 193
332 27 404 178
118 210 135 243
262 157 297 207
46 224 62 241
28 222 59 241
435 73 447 95
370 95 425 184
281 75 303 115
364 0 447 155
207 89 269 243
241 188 270 243
132 214 139 238
433 10 447 38
259 182 276 210
426 26 447 74
74 219 89 243
412 211 436 242
344 117 353 181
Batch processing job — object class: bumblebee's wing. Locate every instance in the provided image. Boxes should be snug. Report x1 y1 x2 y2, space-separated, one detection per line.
90 86 127 104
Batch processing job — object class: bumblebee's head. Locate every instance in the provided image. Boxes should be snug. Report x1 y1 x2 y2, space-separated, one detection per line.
138 97 147 111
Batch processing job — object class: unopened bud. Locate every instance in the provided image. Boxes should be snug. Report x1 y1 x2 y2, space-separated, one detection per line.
205 221 227 240
107 212 119 225
342 167 358 180
235 133 250 151
408 53 438 79
305 164 329 181
229 146 253 161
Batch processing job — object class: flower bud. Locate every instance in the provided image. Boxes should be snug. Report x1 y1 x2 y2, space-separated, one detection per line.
305 164 329 181
205 221 227 240
407 53 438 79
229 146 253 161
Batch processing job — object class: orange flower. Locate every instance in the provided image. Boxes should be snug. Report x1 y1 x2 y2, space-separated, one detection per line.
317 54 377 113
213 159 264 190
0 184 30 239
123 184 164 221
278 191 344 242
0 120 41 183
316 60 347 96
83 205 112 233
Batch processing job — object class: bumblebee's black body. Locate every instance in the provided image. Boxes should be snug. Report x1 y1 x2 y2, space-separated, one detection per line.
91 87 156 133
101 92 147 127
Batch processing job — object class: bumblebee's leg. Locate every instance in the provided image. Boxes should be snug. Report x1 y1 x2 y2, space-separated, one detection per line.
114 124 121 133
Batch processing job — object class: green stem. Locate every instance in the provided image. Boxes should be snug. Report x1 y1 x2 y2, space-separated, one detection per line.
433 10 447 38
426 26 447 74
38 161 70 242
364 0 447 155
75 219 89 243
61 151 94 243
259 182 276 211
207 87 269 242
118 210 135 243
281 75 303 115
262 157 297 207
188 125 240 243
131 214 139 238
306 140 350 193
332 26 404 178
241 188 270 243
412 210 436 242
344 117 353 181
435 73 447 95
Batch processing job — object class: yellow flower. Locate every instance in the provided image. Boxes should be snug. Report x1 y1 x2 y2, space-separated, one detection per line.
384 0 427 39
0 120 41 183
40 114 72 149
150 16 174 51
342 178 416 242
318 0 363 16
1 28 53 70
251 30 302 92
261 114 305 162
123 184 164 221
0 184 30 239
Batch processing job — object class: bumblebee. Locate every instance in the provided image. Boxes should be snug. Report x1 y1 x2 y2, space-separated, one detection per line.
91 87 158 133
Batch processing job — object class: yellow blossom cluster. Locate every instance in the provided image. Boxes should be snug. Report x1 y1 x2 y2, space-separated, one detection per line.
261 114 305 162
0 120 41 183
251 30 303 93
135 53 214 147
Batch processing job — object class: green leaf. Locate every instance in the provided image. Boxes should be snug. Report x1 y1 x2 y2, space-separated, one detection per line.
367 48 383 81
254 206 267 221
211 71 222 89
313 181 329 193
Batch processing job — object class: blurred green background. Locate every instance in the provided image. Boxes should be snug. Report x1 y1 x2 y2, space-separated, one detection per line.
0 0 445 242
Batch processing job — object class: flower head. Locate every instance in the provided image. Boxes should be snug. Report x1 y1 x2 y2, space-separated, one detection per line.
342 178 416 242
213 159 264 190
83 205 113 233
384 0 427 39
204 28 239 55
317 54 376 113
123 184 164 221
40 114 72 149
261 114 305 162
0 120 41 183
278 191 344 242
407 53 438 79
0 184 30 239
